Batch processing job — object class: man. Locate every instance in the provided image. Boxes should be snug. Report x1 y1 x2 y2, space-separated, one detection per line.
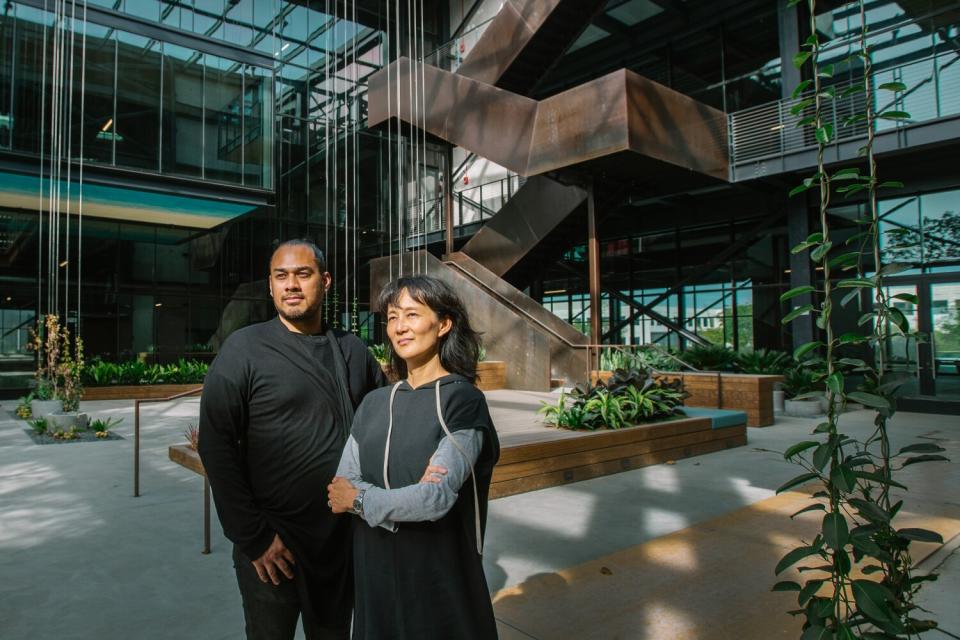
199 239 386 639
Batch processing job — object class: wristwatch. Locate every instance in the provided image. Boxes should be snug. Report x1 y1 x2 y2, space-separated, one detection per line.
352 489 366 516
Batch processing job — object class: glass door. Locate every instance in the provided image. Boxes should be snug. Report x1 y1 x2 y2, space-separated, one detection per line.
930 282 960 399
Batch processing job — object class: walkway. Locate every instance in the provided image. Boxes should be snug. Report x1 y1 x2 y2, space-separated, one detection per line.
0 396 957 639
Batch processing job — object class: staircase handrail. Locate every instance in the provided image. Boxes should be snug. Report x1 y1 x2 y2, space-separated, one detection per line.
443 257 589 351
133 385 204 498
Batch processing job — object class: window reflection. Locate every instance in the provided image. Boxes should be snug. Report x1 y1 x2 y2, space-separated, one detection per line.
115 32 161 170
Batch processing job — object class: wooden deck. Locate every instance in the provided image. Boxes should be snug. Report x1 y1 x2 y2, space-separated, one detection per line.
485 390 747 498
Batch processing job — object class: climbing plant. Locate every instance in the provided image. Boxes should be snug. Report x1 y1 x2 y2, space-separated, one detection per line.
775 1 949 637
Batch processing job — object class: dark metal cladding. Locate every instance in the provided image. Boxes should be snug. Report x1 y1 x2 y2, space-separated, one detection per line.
460 176 587 278
367 58 729 181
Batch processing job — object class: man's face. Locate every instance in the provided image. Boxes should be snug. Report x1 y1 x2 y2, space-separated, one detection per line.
269 245 330 324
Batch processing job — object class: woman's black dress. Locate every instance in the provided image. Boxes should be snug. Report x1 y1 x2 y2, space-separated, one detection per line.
350 374 501 640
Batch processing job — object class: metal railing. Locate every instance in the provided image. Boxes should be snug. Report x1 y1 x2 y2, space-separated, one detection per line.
402 174 522 239
728 51 960 168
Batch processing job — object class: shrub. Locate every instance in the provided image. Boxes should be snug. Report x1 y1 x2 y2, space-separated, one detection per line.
539 366 688 431
681 343 739 372
735 348 792 375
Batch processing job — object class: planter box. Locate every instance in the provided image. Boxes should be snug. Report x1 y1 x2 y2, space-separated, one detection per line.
47 412 90 430
30 399 63 417
476 361 506 391
785 398 823 418
655 372 783 428
82 384 203 401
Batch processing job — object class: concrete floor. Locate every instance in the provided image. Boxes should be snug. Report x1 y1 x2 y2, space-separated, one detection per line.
0 396 957 639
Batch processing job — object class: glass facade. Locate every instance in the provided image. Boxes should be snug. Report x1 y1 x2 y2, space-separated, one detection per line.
0 2 273 188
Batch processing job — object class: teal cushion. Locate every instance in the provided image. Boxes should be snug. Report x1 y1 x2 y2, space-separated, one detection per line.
681 407 748 429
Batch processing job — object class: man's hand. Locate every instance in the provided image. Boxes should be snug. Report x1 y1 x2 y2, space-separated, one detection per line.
327 476 359 514
419 462 448 484
252 534 296 586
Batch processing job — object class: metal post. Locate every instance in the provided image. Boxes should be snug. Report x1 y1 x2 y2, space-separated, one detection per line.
134 399 140 497
444 146 454 257
587 179 601 349
203 478 212 554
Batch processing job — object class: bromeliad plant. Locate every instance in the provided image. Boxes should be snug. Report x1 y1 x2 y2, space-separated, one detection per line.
775 2 948 637
538 367 687 431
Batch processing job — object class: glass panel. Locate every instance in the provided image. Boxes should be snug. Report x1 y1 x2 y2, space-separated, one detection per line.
224 0 253 47
204 54 244 184
882 284 918 373
244 64 272 188
0 7 14 149
932 284 960 396
162 43 204 177
920 190 960 265
72 22 115 165
12 6 51 155
123 0 161 23
115 31 161 170
879 196 922 267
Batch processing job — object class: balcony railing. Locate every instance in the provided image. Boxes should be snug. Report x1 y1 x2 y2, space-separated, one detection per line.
728 51 960 172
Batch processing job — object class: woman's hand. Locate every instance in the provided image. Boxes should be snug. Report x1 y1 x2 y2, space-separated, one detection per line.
327 476 359 513
419 461 448 485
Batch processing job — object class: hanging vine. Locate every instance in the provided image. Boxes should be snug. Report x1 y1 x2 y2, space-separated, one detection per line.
775 0 949 637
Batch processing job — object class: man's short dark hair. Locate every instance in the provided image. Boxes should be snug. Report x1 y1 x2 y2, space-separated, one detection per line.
271 239 327 273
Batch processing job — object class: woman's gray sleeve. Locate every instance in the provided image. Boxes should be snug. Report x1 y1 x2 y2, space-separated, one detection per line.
358 429 484 530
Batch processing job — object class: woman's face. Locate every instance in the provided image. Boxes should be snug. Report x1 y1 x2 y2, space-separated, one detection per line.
386 289 451 367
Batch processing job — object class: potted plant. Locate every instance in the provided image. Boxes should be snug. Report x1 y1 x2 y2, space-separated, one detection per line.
29 314 88 427
782 365 823 418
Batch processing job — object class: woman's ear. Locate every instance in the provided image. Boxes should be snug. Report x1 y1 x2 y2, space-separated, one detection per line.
438 316 453 338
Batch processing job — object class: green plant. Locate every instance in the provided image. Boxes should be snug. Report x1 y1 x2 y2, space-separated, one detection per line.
368 344 389 365
89 416 122 436
477 345 487 362
539 366 687 431
681 343 738 372
582 389 627 430
184 423 199 450
774 4 947 635
30 417 48 435
52 427 80 441
781 365 823 400
34 377 55 401
15 394 34 419
736 349 792 375
599 347 634 371
29 314 84 411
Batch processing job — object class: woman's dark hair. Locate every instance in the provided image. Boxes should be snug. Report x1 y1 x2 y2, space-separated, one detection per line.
377 275 482 383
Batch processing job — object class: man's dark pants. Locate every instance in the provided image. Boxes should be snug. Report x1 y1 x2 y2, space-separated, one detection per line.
233 547 350 640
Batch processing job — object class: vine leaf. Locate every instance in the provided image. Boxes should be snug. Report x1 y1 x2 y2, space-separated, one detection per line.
902 454 950 467
775 545 822 575
822 512 849 551
846 391 889 409
783 305 815 324
897 528 943 544
791 503 826 519
853 580 896 623
784 441 819 459
773 580 802 591
897 442 945 455
777 472 820 494
781 285 815 302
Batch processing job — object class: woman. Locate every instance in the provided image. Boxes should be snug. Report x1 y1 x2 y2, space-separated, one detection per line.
327 275 500 640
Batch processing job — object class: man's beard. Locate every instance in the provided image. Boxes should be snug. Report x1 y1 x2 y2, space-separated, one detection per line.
278 296 324 324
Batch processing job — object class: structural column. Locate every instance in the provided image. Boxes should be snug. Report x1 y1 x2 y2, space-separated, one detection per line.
444 146 455 256
587 180 601 348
